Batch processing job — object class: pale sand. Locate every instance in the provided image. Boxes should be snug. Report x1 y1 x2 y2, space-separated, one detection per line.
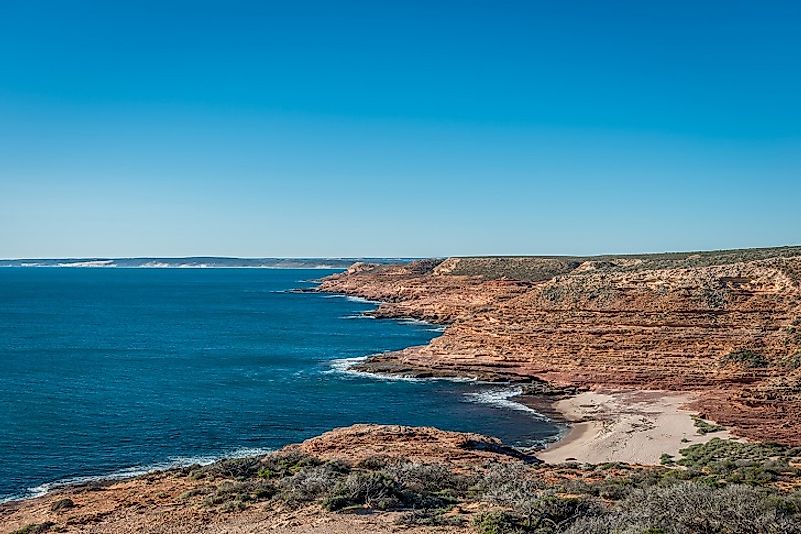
538 390 739 465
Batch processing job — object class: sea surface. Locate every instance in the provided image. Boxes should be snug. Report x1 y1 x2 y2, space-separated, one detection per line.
0 268 559 502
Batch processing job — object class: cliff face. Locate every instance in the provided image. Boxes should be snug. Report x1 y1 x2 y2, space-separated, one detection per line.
318 248 801 445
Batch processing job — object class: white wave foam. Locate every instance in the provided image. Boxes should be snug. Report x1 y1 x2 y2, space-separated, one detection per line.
340 314 375 320
327 356 370 374
325 357 478 383
57 260 116 268
394 318 447 333
395 318 431 326
465 387 548 420
1 446 272 504
139 262 211 269
345 296 379 304
320 294 379 304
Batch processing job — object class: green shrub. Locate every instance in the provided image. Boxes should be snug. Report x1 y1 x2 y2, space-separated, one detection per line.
722 349 769 368
678 438 796 467
313 460 474 512
178 486 212 500
278 463 345 504
594 478 635 500
473 510 524 534
256 450 321 479
396 509 465 526
323 471 403 511
478 463 599 531
355 455 394 470
555 478 595 496
384 461 468 506
782 351 801 370
566 481 801 534
202 480 276 508
691 416 724 435
219 499 247 513
11 524 55 534
200 456 264 480
49 498 75 511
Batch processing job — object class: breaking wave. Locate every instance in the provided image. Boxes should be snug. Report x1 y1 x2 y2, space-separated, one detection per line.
0 446 272 504
326 356 477 383
464 387 549 420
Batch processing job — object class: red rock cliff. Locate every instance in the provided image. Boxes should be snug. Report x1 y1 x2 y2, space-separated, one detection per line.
318 248 801 445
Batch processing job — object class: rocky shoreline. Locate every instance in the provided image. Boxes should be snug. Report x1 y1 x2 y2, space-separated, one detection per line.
318 249 801 446
4 247 801 533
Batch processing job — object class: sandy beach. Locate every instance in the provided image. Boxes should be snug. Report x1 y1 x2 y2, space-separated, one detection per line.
538 389 739 465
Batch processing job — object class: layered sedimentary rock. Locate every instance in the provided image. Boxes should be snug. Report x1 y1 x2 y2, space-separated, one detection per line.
318 248 801 445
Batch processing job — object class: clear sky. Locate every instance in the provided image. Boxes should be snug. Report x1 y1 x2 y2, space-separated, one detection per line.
1 1 799 258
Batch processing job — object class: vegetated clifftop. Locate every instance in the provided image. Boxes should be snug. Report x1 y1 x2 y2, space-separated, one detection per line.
0 425 521 534
319 247 801 445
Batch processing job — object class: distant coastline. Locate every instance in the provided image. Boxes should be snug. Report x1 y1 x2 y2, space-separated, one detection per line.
0 257 418 269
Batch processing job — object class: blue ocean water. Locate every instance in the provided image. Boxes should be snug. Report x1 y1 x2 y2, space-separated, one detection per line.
0 268 558 502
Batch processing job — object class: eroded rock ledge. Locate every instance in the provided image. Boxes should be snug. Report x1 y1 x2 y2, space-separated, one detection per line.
318 247 801 445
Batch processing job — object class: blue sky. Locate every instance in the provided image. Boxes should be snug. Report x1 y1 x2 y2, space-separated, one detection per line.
1 1 799 258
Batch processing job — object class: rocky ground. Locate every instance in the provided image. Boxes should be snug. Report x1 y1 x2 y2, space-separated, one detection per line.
0 425 544 534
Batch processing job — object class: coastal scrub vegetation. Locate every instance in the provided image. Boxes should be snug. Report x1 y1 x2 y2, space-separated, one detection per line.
721 349 769 369
182 451 475 522
171 439 801 533
691 415 725 435
10 523 56 534
49 498 75 512
447 246 801 281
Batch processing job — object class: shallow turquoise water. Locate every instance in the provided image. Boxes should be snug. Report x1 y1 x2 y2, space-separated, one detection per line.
0 268 558 501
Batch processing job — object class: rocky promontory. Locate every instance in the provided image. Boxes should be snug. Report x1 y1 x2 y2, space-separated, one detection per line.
319 247 801 445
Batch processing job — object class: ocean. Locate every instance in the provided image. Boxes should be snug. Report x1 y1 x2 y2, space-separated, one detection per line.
0 268 558 502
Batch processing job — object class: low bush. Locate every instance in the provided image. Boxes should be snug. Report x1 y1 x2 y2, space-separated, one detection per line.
691 416 724 435
49 498 75 512
396 508 465 527
202 480 277 509
197 456 264 480
315 459 474 512
782 351 801 370
567 481 801 533
178 486 212 500
355 455 395 470
257 450 322 479
384 461 468 507
10 524 55 534
176 443 801 532
477 463 599 532
277 463 345 504
323 471 403 511
721 349 769 368
473 510 524 534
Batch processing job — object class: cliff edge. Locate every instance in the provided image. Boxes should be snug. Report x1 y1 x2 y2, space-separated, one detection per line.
318 247 801 445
